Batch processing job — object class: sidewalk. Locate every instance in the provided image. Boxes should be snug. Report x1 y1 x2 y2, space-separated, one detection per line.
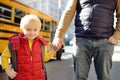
113 45 120 61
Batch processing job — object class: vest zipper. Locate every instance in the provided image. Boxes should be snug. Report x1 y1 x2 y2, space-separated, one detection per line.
30 50 32 61
30 54 32 61
30 52 33 80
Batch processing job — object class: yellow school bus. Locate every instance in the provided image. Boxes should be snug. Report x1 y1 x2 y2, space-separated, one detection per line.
0 0 58 63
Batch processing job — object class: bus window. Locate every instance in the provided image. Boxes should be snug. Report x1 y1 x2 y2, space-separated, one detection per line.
51 21 57 42
39 18 44 31
14 9 25 25
52 21 57 32
44 20 50 31
0 8 2 14
0 3 12 20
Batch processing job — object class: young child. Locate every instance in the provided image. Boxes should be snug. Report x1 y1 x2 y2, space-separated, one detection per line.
1 14 47 80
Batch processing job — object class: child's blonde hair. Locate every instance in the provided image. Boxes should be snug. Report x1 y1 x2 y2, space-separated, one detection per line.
20 14 41 30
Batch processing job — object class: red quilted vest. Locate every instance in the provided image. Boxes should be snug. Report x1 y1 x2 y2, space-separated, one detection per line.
9 33 47 80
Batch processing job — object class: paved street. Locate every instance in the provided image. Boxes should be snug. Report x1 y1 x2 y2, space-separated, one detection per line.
45 45 120 80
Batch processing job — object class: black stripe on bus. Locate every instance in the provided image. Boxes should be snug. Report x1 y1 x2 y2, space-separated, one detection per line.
0 20 20 27
0 30 19 34
0 37 9 40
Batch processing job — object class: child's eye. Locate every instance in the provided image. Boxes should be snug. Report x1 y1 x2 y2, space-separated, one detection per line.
34 29 37 31
26 28 31 31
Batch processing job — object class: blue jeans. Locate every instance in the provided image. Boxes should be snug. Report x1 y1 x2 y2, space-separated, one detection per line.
73 38 114 80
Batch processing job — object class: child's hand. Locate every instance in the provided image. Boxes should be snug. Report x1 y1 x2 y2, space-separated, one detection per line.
5 67 17 79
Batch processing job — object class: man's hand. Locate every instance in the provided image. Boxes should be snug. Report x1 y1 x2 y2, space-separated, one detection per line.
108 36 118 44
52 38 64 51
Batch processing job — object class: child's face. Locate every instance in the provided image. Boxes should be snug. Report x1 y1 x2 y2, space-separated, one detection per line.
23 24 39 40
